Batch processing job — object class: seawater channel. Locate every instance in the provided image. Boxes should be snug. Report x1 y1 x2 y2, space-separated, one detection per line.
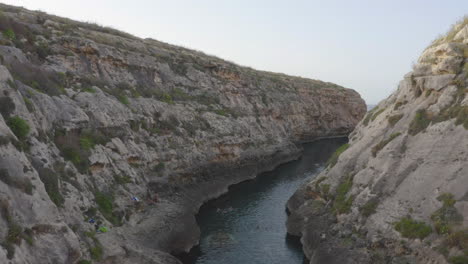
178 138 347 264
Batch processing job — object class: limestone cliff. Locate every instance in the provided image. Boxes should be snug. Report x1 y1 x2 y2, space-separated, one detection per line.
287 17 468 264
0 4 365 264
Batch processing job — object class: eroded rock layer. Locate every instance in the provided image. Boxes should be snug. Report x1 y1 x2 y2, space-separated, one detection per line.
0 4 365 264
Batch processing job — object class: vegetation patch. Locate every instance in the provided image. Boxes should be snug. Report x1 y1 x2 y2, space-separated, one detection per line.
448 255 468 264
333 174 354 214
7 116 30 140
84 231 104 261
0 168 33 195
326 143 349 168
394 217 432 239
431 193 463 235
8 61 66 96
0 200 33 259
371 132 401 157
430 16 468 46
408 109 431 135
37 167 64 207
387 114 404 127
55 128 110 173
394 100 408 110
360 198 379 217
363 107 385 126
95 192 120 225
114 175 132 184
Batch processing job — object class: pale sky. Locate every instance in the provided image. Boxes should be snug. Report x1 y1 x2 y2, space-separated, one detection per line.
3 0 468 104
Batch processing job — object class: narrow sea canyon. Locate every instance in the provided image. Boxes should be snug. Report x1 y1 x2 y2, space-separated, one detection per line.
178 138 347 264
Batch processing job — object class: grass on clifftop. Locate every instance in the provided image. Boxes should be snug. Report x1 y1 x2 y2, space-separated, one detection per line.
430 16 468 46
394 217 432 239
326 143 349 168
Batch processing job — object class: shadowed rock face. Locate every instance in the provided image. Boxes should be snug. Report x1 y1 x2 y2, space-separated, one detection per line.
287 18 468 264
0 4 365 264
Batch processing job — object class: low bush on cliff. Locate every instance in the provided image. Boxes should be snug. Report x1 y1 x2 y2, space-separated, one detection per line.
449 255 468 264
326 143 349 168
37 167 64 207
0 168 33 195
362 107 385 126
7 116 30 140
394 100 408 110
360 198 379 217
55 128 110 173
408 109 431 135
95 192 121 225
394 217 432 239
387 114 404 127
8 60 66 96
333 175 354 214
371 132 401 157
431 193 463 235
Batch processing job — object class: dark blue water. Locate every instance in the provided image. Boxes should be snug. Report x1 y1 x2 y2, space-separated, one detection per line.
180 138 347 264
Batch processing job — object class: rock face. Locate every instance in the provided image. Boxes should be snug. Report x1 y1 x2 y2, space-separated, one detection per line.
0 4 365 264
287 18 468 264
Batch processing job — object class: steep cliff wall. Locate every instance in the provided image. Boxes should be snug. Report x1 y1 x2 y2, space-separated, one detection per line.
0 4 365 264
287 17 468 264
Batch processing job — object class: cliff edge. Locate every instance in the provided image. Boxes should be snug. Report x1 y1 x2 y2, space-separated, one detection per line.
287 17 468 264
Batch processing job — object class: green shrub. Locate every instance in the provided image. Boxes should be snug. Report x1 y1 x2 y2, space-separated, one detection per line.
153 162 165 172
371 132 401 157
387 114 404 127
438 193 457 207
114 175 132 184
360 199 379 217
37 168 64 207
214 109 228 116
431 193 463 234
8 60 66 96
79 136 94 151
454 106 468 130
3 29 15 40
95 192 120 225
117 94 129 105
326 143 349 168
62 147 83 166
445 229 468 253
0 168 33 195
408 109 431 135
23 98 34 112
7 116 30 140
90 245 103 260
77 260 92 264
160 93 173 104
448 255 468 264
394 217 432 239
371 108 385 122
333 175 354 214
394 100 408 110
